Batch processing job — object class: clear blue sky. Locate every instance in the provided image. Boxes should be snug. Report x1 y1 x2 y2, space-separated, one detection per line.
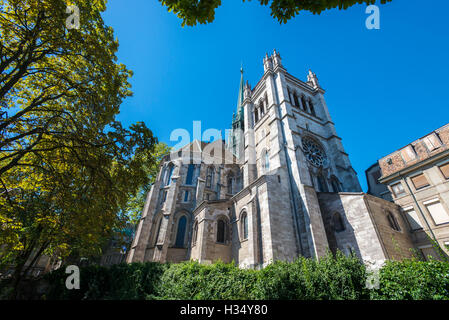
102 0 449 191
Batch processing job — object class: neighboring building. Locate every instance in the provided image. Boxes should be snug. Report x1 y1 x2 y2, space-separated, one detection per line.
127 51 417 268
366 162 393 201
100 223 136 267
378 124 449 259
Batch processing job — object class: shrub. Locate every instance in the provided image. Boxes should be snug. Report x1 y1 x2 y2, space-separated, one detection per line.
371 258 449 300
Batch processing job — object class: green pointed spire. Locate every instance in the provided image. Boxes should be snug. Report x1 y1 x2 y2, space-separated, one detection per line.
237 65 244 112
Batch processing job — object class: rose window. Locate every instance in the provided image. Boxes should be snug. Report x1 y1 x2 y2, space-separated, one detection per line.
302 137 326 167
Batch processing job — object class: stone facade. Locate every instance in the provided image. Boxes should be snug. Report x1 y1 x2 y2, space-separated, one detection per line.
127 51 419 268
377 123 449 259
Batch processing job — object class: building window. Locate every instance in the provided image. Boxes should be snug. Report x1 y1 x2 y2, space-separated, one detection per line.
183 190 189 202
387 211 401 231
185 164 195 185
301 95 308 112
317 174 328 192
240 212 248 240
192 220 198 245
423 133 442 152
161 190 168 204
260 101 265 116
411 174 430 190
293 92 300 108
403 207 422 231
331 177 342 192
227 173 234 194
206 167 214 188
254 108 259 123
308 99 316 116
424 199 449 225
333 212 345 232
391 182 406 197
174 216 187 248
217 219 228 244
439 163 449 180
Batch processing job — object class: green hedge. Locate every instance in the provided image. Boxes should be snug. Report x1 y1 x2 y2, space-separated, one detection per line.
36 252 449 300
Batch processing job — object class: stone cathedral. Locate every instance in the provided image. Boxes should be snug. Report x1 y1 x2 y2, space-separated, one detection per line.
127 51 417 268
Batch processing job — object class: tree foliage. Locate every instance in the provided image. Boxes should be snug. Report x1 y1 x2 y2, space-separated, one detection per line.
159 0 392 26
0 0 157 293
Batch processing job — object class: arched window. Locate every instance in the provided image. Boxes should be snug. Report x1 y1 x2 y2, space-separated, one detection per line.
333 212 345 232
254 108 259 123
192 220 198 245
216 218 228 244
206 167 214 188
301 95 308 112
175 216 187 247
262 149 270 173
387 212 401 231
331 177 342 192
308 99 316 116
260 101 265 116
293 92 300 108
241 212 248 240
227 172 234 194
317 174 328 192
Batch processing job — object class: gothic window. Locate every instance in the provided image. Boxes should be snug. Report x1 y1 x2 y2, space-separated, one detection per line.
262 149 270 173
317 174 328 192
293 92 300 108
241 212 248 240
174 216 187 247
331 177 342 192
227 172 234 194
260 101 265 116
301 95 308 112
206 167 214 188
302 137 327 167
308 99 316 117
254 108 259 123
387 211 401 231
333 212 345 232
183 190 189 202
192 220 198 245
216 218 229 244
185 164 195 185
287 88 292 104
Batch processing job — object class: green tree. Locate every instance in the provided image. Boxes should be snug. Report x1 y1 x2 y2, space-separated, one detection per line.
126 142 172 226
0 0 157 297
159 0 392 26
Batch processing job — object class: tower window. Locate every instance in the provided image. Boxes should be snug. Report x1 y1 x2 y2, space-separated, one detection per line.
185 164 195 185
206 167 214 188
308 99 316 116
293 92 300 108
301 95 308 112
227 173 234 194
254 108 259 123
165 164 174 186
183 190 189 202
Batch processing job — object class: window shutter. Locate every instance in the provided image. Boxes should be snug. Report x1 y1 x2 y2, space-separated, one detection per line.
411 174 429 190
425 200 449 225
439 163 449 179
